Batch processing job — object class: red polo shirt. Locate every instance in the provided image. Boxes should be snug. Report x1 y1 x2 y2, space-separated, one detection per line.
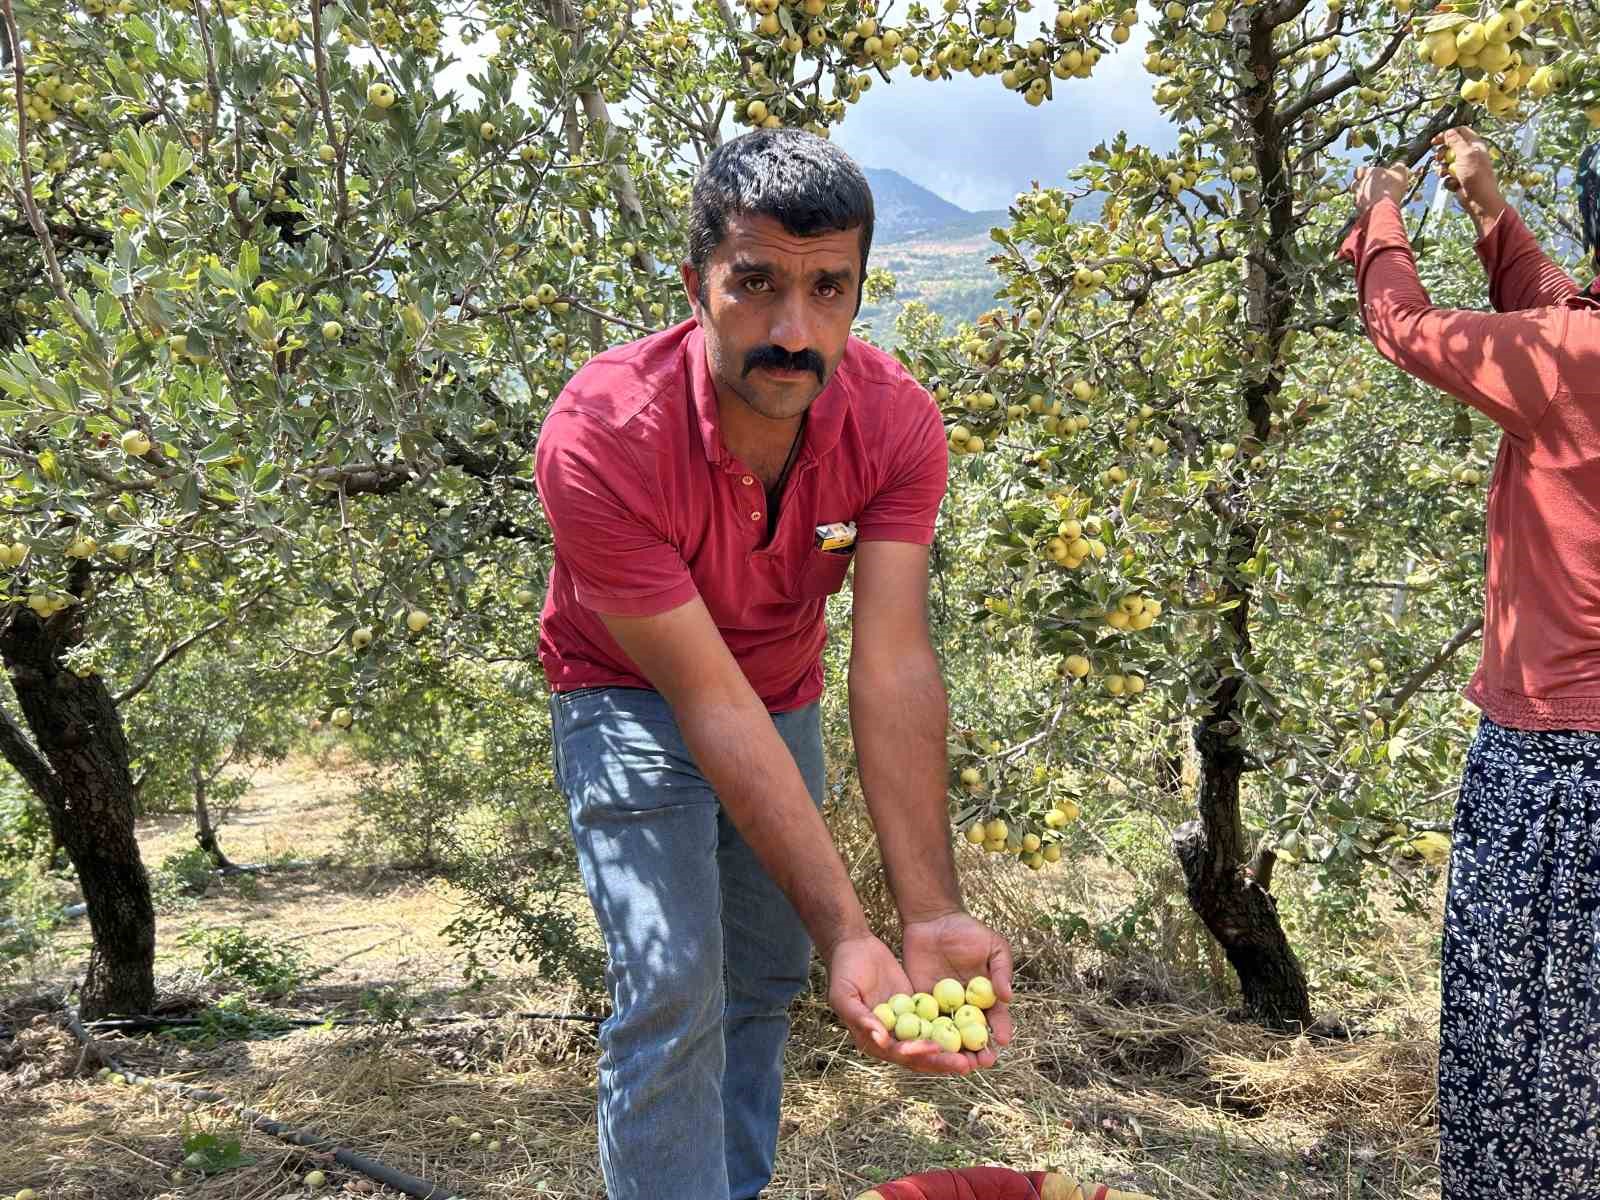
535 320 948 712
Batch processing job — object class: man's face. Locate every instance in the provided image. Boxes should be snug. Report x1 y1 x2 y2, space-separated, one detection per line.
682 212 861 423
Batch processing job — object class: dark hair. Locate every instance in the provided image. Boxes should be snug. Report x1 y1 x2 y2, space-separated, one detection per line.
687 128 875 297
1582 141 1599 278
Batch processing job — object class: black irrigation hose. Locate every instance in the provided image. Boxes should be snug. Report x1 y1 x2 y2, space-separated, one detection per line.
2 1007 606 1041
64 1009 460 1200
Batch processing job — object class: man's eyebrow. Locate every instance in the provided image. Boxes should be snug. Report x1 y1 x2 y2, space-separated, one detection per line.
727 258 856 286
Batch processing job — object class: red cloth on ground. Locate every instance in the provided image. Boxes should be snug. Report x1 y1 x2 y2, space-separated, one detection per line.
870 1167 1105 1200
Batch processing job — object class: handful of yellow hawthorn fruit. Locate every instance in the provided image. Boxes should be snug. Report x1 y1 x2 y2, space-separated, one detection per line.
872 976 999 1054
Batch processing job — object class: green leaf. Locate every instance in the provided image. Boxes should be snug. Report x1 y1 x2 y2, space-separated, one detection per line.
238 240 260 284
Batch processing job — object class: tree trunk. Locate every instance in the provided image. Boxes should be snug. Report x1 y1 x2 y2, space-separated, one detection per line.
0 598 154 1018
192 765 234 870
1172 562 1312 1031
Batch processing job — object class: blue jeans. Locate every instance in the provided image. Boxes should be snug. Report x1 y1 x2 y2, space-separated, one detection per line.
549 686 825 1200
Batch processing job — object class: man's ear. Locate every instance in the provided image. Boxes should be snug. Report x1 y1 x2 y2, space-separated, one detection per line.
681 261 705 324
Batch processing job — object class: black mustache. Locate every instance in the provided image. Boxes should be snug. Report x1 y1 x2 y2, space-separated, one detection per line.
743 345 824 383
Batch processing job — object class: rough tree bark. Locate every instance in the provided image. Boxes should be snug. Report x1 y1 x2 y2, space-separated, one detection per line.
192 763 235 871
0 589 154 1018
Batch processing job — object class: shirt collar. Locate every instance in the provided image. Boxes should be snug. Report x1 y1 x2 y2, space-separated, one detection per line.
685 322 850 470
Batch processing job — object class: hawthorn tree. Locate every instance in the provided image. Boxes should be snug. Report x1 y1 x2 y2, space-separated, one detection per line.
0 0 701 1015
875 0 1597 1027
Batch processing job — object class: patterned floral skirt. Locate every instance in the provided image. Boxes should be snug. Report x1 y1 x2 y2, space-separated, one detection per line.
1440 717 1600 1198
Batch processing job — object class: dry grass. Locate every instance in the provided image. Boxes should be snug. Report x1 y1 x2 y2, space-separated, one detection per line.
0 758 1445 1200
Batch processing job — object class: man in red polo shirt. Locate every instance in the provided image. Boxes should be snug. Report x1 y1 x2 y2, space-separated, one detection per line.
535 129 1014 1200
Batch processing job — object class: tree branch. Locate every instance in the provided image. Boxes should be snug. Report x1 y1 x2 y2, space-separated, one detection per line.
1275 21 1411 133
114 591 272 706
0 692 63 805
1376 615 1483 716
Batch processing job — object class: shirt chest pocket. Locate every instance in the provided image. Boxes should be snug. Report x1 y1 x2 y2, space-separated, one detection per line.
793 547 854 599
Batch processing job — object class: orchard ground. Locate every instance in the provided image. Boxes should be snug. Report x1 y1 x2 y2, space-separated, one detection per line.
1 751 1444 1199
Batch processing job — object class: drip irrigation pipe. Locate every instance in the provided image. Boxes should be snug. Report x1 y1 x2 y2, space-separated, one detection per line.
2 1007 605 1041
64 1009 460 1200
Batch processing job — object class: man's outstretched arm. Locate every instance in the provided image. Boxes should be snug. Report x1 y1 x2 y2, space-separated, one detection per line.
847 540 1014 1067
598 597 989 1076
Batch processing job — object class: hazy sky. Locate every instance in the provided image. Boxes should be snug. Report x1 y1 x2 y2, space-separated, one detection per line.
830 27 1173 212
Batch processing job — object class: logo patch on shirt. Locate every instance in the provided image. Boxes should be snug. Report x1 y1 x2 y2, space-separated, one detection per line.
815 521 857 554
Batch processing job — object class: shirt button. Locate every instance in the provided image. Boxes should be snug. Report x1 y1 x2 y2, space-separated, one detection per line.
742 475 755 486
750 511 761 521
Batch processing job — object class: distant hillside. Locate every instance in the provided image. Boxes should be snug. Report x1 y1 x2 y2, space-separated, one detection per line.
864 168 1005 243
857 170 1106 347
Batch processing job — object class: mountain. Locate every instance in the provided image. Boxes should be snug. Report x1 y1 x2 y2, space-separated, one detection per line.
864 168 1004 242
856 170 1107 346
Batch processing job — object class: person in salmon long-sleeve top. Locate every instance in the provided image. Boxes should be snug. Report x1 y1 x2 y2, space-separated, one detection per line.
1342 127 1600 1198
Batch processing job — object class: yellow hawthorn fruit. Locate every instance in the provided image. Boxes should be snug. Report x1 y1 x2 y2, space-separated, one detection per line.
888 992 915 1016
965 976 997 1010
367 81 397 108
912 992 940 1022
351 626 374 649
959 1021 988 1051
1055 797 1081 821
1455 22 1487 55
964 822 987 845
1044 809 1068 829
1125 674 1146 695
984 817 1009 842
304 1171 327 1190
930 1020 963 1053
322 320 343 340
330 707 353 729
318 143 336 162
1025 851 1045 870
1424 31 1459 68
405 609 431 632
953 1003 985 1028
965 436 985 454
1063 654 1091 678
120 430 151 457
959 766 982 787
1104 673 1126 696
480 121 497 139
873 1001 897 1029
1483 8 1521 43
1043 843 1062 863
1021 833 1041 853
933 978 966 1013
893 1011 922 1040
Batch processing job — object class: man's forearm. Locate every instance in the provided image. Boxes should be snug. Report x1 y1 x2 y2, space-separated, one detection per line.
849 649 962 924
673 695 871 957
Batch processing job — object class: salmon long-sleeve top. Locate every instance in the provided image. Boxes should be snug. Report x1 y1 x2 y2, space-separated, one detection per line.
1339 196 1600 732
